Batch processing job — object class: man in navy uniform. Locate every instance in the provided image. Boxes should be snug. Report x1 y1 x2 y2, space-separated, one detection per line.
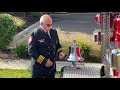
28 14 66 78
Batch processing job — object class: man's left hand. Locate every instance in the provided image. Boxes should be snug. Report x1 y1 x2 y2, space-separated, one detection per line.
59 51 66 60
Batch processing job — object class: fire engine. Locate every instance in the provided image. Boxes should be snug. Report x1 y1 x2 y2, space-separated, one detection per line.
60 12 120 78
94 12 120 78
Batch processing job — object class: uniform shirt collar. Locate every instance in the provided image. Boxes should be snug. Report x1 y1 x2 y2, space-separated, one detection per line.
40 27 50 34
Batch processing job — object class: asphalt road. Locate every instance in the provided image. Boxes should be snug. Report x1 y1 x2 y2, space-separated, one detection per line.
52 13 101 35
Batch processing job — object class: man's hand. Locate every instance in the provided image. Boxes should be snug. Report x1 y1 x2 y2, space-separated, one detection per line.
59 51 66 60
45 59 53 67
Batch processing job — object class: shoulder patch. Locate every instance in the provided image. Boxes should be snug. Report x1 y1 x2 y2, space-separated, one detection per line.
28 36 33 44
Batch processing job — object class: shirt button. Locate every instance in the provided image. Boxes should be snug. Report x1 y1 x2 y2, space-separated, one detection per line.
48 46 49 48
48 53 50 54
54 52 55 54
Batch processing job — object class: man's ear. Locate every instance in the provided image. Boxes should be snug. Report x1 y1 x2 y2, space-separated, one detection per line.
40 22 43 26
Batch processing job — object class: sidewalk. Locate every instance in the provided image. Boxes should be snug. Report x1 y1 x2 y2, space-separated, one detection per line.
0 59 102 72
0 59 72 71
0 59 31 70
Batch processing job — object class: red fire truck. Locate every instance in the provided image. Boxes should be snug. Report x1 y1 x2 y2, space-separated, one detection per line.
60 12 120 78
94 12 120 78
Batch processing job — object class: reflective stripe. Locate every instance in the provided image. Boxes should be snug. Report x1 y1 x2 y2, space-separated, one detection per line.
37 55 45 64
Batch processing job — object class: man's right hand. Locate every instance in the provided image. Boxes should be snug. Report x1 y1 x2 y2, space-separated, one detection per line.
45 59 53 67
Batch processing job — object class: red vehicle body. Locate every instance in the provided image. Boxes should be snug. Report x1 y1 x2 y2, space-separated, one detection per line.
94 12 120 78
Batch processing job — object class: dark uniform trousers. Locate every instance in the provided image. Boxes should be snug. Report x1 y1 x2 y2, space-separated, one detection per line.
28 27 62 78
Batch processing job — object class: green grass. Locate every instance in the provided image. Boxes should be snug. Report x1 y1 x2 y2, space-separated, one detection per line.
55 71 61 78
0 69 31 78
0 69 61 78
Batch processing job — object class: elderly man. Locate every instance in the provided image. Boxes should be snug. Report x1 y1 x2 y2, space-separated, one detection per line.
28 14 66 78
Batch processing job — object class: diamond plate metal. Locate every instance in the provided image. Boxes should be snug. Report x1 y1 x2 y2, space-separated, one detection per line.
61 63 103 78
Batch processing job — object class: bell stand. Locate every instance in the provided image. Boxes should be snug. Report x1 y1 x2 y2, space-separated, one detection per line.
67 56 85 69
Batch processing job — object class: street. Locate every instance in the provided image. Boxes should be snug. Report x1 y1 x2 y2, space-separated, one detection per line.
52 13 100 35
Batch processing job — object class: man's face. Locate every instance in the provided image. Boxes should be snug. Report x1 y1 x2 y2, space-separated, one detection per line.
41 20 53 31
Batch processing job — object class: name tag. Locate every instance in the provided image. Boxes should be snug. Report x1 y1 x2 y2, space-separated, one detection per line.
38 39 45 43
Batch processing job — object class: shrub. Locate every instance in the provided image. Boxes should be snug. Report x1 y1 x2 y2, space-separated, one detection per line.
76 40 91 59
13 43 29 59
0 13 17 50
12 16 26 31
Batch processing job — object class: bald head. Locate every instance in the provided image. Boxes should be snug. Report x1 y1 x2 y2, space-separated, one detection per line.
40 14 53 31
40 14 53 24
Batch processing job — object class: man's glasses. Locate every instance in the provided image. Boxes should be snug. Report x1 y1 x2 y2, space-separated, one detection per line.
45 23 52 27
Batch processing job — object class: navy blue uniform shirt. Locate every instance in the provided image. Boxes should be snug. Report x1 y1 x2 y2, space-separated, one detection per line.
28 27 62 77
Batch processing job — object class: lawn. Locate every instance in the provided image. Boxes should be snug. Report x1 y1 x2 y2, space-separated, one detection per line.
0 69 31 78
0 69 61 78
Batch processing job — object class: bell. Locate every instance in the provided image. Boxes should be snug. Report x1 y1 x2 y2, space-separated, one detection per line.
67 45 84 62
